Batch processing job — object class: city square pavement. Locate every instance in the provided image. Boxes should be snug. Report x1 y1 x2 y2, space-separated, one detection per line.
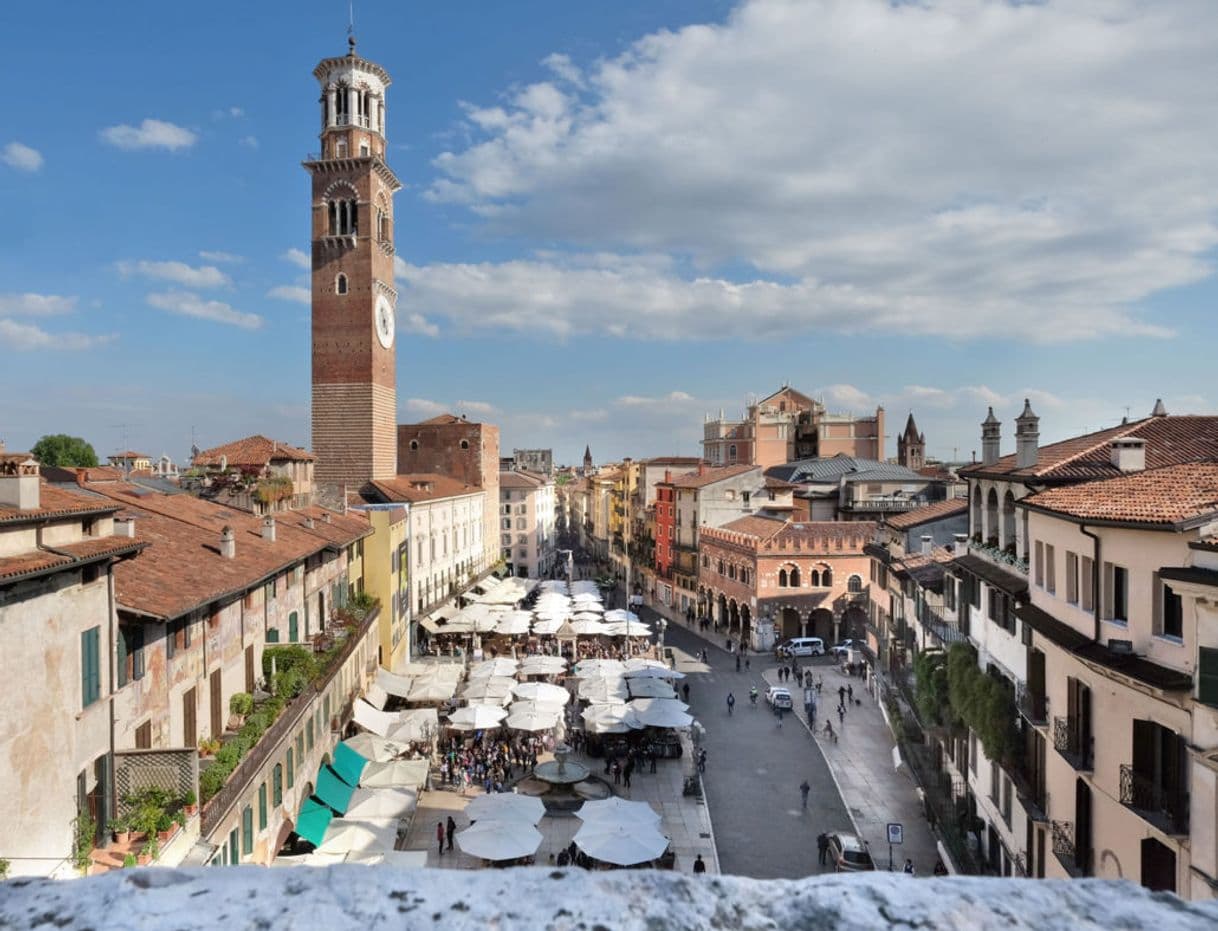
663 619 852 879
402 736 719 874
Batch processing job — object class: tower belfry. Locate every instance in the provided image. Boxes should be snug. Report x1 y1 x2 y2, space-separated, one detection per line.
306 36 402 490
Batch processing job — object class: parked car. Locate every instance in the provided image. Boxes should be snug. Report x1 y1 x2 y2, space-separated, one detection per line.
829 639 860 658
777 637 825 657
765 686 793 710
826 832 876 872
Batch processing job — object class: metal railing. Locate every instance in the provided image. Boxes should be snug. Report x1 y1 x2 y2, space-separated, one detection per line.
1009 757 1049 823
841 498 924 511
1015 683 1048 725
1052 717 1093 771
1051 820 1089 877
968 540 1029 576
1119 764 1189 835
918 605 969 646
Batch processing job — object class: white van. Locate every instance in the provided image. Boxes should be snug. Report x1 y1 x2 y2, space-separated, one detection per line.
778 637 825 657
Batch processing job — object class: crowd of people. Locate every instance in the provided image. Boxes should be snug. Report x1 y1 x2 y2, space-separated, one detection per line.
436 732 544 795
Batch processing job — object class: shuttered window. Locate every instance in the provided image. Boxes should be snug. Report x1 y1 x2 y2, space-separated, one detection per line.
242 805 254 855
81 627 101 707
272 765 283 807
258 783 268 830
1198 648 1218 708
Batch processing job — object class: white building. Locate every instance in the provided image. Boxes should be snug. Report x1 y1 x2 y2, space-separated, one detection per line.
499 470 557 578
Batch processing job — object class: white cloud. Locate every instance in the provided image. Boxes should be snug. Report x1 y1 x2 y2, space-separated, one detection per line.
2 142 43 172
146 291 262 329
267 285 310 305
100 119 198 151
198 250 244 264
283 248 311 269
239 135 259 150
457 400 497 415
212 107 245 120
0 319 112 351
403 398 447 417
401 313 439 337
568 408 609 422
817 384 874 412
117 260 230 289
0 293 76 317
542 53 585 89
423 0 1218 342
616 391 696 407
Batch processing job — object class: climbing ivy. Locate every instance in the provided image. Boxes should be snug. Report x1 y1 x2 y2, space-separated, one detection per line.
945 643 1018 765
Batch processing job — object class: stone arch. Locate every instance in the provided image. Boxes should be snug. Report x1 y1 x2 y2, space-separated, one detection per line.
847 573 863 594
789 565 801 587
821 566 833 588
986 487 999 544
728 599 740 632
717 592 728 626
809 567 821 587
972 485 982 536
1002 490 1017 551
740 604 751 641
810 608 834 641
779 606 801 640
841 605 867 640
778 567 788 587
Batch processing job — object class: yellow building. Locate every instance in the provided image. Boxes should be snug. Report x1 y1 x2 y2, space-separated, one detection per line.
358 505 411 669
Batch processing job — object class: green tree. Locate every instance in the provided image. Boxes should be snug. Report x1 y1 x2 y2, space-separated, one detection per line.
30 434 99 467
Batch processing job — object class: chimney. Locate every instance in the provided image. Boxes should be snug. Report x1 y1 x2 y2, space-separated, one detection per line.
981 408 1001 466
0 456 40 510
953 532 969 546
921 534 933 556
304 516 316 530
1151 398 1168 417
114 516 136 538
664 470 672 483
1110 437 1146 473
219 455 228 471
1014 399 1039 469
698 463 707 476
324 512 332 524
220 525 236 559
262 516 276 543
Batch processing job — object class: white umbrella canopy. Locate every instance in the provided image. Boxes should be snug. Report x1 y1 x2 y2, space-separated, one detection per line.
494 616 532 636
572 659 626 678
603 609 640 623
447 704 508 731
576 797 661 826
624 665 685 680
626 679 679 700
577 678 630 703
604 622 653 638
407 679 458 702
631 698 693 729
317 818 399 856
571 610 604 621
460 677 516 701
512 682 570 705
360 759 430 789
573 821 669 866
342 733 411 764
456 819 543 861
530 618 564 636
469 658 520 679
464 793 546 824
517 655 568 674
505 708 560 732
509 699 566 717
624 658 670 671
570 619 613 636
345 787 417 820
385 708 440 744
581 703 642 732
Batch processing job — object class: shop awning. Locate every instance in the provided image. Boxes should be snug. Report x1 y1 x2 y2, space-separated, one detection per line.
316 763 356 815
296 796 334 847
333 741 369 788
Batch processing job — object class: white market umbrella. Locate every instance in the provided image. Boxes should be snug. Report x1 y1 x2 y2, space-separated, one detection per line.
626 679 679 700
574 821 668 866
344 787 417 820
572 611 604 622
604 622 653 638
581 703 642 732
495 615 532 636
578 678 629 703
317 818 399 856
531 618 565 635
624 666 684 680
603 610 640 623
509 699 566 717
624 658 670 671
632 704 693 729
342 733 411 764
512 682 570 705
469 658 520 679
572 592 602 603
386 708 439 744
360 759 429 789
518 656 568 674
456 820 543 861
577 798 661 826
460 677 516 701
570 619 613 636
447 704 508 731
407 678 457 702
464 793 546 824
573 659 626 678
505 708 560 732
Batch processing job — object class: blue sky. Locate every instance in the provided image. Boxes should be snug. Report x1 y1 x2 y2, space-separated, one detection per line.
2 0 1216 468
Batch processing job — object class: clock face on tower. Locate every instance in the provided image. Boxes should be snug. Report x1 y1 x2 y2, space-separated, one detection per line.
375 294 395 349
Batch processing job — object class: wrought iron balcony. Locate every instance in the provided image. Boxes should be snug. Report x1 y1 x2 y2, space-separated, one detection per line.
1015 683 1048 725
968 540 1029 576
1119 764 1189 836
1009 758 1049 823
1051 821 1090 877
840 497 924 512
1052 717 1093 771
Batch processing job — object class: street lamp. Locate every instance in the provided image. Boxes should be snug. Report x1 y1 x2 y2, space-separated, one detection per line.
658 618 668 658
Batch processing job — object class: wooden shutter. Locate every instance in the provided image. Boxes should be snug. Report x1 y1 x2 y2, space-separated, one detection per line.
183 687 197 749
210 669 223 737
81 627 100 707
245 645 255 693
1199 648 1218 707
135 720 152 749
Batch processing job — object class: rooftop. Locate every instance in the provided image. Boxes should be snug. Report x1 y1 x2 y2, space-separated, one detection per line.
665 463 757 489
192 434 314 468
768 455 925 484
0 482 121 526
1020 461 1218 528
499 470 549 489
366 474 482 504
960 414 1218 483
884 497 969 530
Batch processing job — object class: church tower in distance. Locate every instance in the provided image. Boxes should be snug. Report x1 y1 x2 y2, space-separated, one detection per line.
307 36 401 491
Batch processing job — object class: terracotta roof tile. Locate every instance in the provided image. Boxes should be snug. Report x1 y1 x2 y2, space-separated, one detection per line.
961 415 1218 483
884 498 968 530
499 471 547 489
666 464 758 489
716 515 788 540
0 536 145 583
193 434 314 468
1021 461 1218 527
110 451 150 459
366 474 482 504
0 483 121 526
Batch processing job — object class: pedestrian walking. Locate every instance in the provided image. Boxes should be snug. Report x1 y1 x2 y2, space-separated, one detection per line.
682 683 690 702
903 859 916 875
837 704 846 726
697 748 707 773
624 760 633 790
823 720 837 743
436 821 445 856
817 832 829 865
693 854 707 874
847 684 854 704
799 779 810 809
775 705 784 728
838 685 846 706
612 760 622 785
649 750 657 774
735 653 741 672
446 815 456 852
745 655 751 670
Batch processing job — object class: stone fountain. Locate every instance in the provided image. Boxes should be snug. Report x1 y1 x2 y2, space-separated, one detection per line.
524 742 608 813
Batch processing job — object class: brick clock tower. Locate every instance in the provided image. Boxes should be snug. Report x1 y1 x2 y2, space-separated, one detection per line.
306 36 401 491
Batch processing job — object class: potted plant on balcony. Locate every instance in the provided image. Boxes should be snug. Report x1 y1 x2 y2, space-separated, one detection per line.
137 837 157 866
108 814 132 846
198 736 222 757
122 853 138 869
229 691 254 729
182 790 198 817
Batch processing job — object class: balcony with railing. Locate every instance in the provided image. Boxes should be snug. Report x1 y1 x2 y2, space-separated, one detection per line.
1051 820 1090 877
1052 717 1093 771
1009 757 1049 823
1015 683 1048 726
918 604 968 646
840 497 925 513
1119 764 1189 836
968 539 1029 576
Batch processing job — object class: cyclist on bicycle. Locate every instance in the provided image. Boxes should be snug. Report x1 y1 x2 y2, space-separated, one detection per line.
726 692 736 715
749 686 758 705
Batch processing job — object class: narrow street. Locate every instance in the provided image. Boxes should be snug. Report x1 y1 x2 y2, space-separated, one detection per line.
661 617 853 879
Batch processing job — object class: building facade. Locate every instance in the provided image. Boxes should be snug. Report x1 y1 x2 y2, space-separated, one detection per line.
187 435 316 515
498 470 557 578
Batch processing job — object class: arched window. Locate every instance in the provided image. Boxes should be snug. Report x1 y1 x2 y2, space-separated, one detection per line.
789 566 801 587
971 486 982 537
409 439 419 451
986 488 999 544
809 569 821 587
460 439 470 450
335 83 350 123
1002 491 1017 550
335 273 348 295
778 568 788 587
728 444 737 461
327 198 358 236
822 567 833 588
847 574 863 594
